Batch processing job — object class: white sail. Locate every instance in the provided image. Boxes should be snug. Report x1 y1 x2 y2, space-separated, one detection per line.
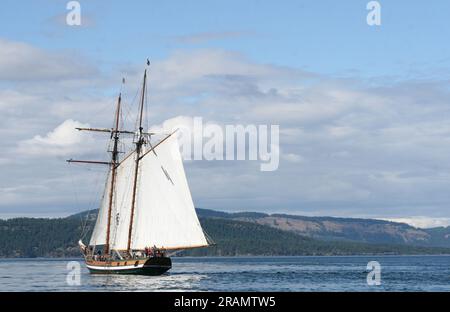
109 151 136 250
89 171 111 246
89 152 135 249
131 134 208 250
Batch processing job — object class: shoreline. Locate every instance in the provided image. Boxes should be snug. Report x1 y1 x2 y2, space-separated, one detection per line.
2 254 450 260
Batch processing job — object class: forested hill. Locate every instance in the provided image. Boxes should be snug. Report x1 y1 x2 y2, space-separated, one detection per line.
196 209 450 248
0 209 450 258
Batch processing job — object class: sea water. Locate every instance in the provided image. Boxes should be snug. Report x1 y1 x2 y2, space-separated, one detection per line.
0 255 449 291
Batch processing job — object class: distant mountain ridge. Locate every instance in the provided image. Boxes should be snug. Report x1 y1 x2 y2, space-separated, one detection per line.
195 208 450 248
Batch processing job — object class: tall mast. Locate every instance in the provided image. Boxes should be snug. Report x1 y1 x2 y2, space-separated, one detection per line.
104 93 121 255
127 69 147 252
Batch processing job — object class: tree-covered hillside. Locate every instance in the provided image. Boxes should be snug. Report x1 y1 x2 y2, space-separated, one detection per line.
196 208 450 248
1 213 450 258
0 217 84 257
184 218 450 256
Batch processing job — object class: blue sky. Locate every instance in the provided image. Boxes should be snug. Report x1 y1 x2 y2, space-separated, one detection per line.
2 0 450 77
1 1 450 228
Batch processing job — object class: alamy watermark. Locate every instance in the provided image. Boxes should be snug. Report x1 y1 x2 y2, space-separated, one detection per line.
366 261 381 286
167 117 280 172
66 261 81 286
367 1 381 26
65 2 382 28
66 1 81 26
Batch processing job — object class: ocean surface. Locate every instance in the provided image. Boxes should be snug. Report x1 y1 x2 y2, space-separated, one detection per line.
1 256 449 291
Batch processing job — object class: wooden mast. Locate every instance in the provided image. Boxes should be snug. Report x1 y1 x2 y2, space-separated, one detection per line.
104 93 121 255
127 69 147 253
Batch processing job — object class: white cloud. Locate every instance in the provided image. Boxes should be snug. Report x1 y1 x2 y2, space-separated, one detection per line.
380 217 450 229
2 41 450 221
146 49 310 92
0 38 97 81
17 119 95 156
282 153 304 163
328 126 356 137
173 31 251 44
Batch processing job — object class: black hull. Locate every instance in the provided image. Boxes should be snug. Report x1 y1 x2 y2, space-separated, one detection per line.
87 257 172 276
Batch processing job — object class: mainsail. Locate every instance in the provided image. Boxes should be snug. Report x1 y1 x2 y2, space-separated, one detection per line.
89 134 208 250
132 134 208 249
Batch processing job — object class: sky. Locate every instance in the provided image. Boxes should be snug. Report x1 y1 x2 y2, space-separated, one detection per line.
1 1 450 228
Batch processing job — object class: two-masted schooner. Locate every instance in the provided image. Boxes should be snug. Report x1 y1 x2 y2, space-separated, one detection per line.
69 64 211 275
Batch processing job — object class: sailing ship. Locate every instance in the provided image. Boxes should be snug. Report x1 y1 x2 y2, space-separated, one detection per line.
69 64 211 275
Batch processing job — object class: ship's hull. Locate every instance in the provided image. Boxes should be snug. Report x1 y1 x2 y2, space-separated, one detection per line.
85 257 172 275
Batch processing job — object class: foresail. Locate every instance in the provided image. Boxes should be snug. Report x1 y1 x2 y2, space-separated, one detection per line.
131 135 208 250
89 171 111 246
89 152 136 250
109 151 136 250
